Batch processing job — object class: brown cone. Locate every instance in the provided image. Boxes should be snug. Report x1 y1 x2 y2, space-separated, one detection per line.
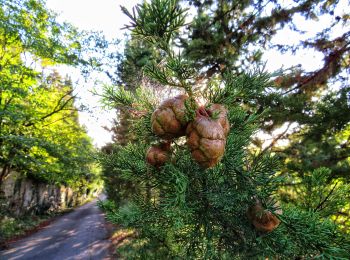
151 95 188 139
146 143 170 167
186 107 226 168
206 103 230 137
247 203 281 232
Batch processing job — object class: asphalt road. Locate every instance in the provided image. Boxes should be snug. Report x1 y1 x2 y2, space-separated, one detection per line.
0 198 112 260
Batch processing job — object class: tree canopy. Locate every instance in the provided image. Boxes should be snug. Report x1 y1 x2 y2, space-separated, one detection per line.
0 0 102 188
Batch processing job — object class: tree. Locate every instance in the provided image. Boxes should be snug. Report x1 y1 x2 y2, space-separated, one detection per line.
119 0 350 228
0 0 101 189
98 0 350 241
99 36 166 203
172 0 350 178
100 1 350 258
177 0 350 179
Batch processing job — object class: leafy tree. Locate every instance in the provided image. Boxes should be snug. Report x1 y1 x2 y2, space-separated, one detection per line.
100 1 350 258
0 0 101 189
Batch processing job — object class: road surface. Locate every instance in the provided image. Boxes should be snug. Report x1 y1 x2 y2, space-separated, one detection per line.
0 198 112 260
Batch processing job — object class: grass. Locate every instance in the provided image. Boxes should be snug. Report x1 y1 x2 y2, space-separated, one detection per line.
0 213 49 246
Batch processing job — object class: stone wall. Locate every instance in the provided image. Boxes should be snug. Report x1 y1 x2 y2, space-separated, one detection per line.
0 171 99 216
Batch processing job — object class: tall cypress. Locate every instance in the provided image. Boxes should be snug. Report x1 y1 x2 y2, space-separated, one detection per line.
100 0 350 258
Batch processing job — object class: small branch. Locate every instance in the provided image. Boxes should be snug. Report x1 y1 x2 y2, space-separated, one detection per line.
282 45 350 95
3 95 14 111
336 211 350 217
195 63 223 84
261 122 291 154
314 182 338 212
278 182 303 187
41 115 73 128
24 92 76 127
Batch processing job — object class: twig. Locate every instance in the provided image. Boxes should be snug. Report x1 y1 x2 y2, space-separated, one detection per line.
261 122 291 154
314 182 338 212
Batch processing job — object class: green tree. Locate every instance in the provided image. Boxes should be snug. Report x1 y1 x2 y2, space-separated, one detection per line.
177 0 350 228
178 0 350 174
100 1 350 258
99 36 164 203
0 0 101 189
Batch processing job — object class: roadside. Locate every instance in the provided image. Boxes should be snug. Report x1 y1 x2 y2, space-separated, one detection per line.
0 208 73 250
0 198 112 260
97 199 137 258
0 196 98 250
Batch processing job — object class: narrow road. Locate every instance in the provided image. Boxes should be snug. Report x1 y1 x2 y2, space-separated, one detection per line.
0 198 112 260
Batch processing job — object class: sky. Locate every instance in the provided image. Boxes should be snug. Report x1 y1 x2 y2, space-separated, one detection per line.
46 0 141 147
45 0 348 148
47 0 139 39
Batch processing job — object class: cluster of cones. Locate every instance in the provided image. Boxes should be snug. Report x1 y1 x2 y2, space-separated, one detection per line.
146 94 229 169
145 94 280 233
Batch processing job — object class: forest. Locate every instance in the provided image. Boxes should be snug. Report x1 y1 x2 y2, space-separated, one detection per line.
1 0 350 259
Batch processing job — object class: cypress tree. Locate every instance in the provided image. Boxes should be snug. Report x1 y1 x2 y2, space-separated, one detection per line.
176 0 350 229
100 0 350 258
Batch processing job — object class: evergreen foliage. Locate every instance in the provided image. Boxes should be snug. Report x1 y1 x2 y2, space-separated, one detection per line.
100 34 165 203
181 0 350 229
100 0 350 258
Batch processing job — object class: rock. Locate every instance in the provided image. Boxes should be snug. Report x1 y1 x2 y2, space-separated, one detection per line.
0 169 97 216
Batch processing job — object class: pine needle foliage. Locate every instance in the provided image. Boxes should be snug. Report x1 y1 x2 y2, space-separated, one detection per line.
100 0 350 258
205 71 272 106
121 0 187 45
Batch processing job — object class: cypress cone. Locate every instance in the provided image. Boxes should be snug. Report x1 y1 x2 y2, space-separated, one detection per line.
247 203 281 232
206 103 230 137
186 107 226 168
151 95 189 139
146 142 171 167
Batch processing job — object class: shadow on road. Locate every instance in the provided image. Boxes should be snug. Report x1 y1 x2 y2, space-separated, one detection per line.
0 199 112 260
